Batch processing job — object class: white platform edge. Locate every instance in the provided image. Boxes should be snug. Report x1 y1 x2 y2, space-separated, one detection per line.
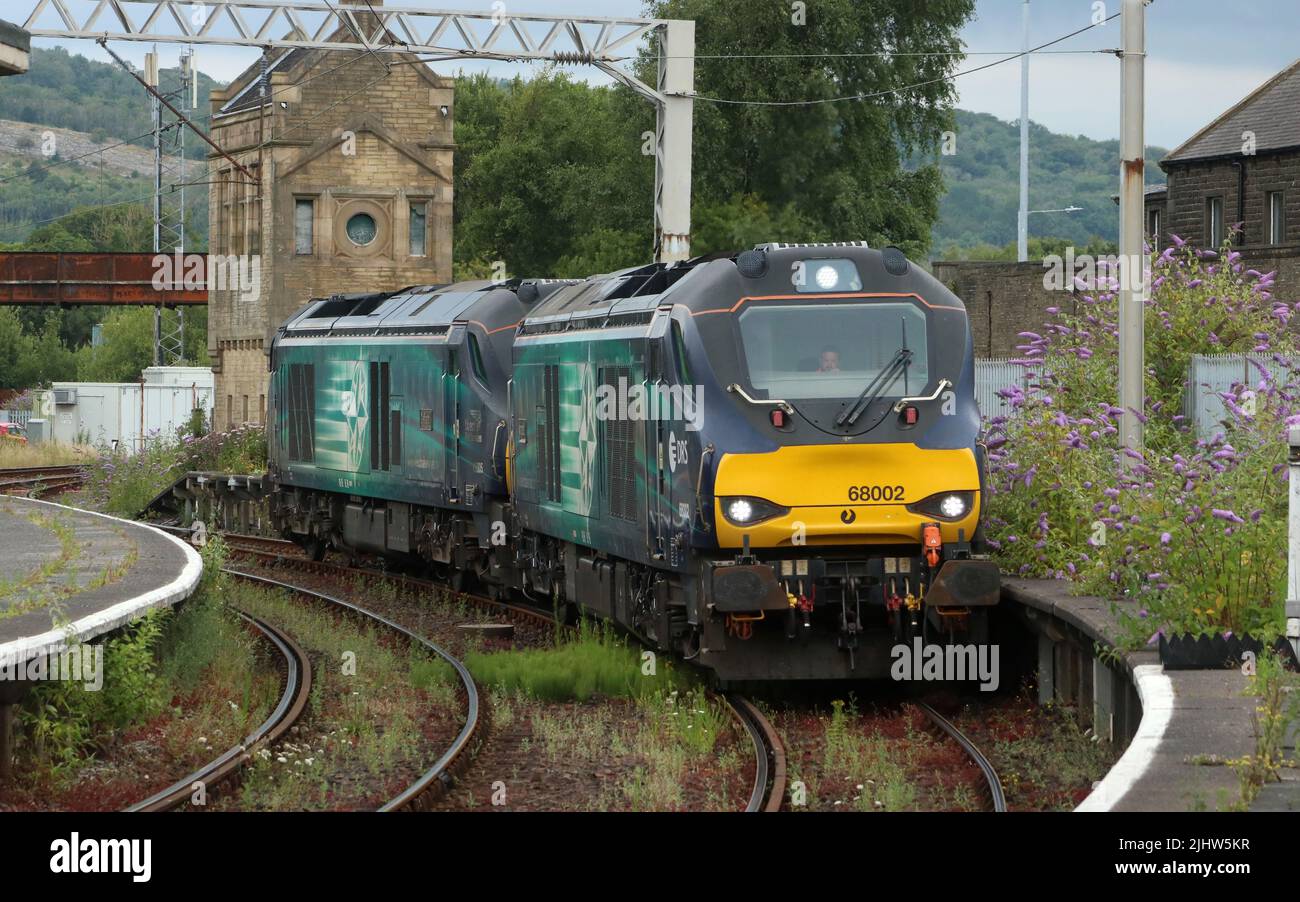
1074 663 1174 812
0 497 203 670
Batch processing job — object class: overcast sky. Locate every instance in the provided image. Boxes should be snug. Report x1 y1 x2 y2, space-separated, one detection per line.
18 0 1300 149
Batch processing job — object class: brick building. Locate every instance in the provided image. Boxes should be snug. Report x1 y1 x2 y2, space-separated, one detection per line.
207 0 454 429
938 58 1300 357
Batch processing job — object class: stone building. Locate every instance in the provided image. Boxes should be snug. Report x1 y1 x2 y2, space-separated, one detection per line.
206 0 454 429
1147 58 1299 254
937 58 1300 357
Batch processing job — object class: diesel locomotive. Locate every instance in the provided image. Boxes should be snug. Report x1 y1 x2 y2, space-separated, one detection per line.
256 241 999 681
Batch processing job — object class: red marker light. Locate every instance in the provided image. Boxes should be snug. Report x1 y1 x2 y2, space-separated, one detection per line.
770 409 785 428
902 406 918 425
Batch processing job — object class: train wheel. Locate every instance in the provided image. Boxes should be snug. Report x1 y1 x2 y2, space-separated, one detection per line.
306 537 327 562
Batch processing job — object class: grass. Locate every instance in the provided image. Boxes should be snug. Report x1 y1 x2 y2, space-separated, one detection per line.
0 509 82 619
813 698 921 811
8 543 276 795
459 618 694 702
0 440 96 468
481 683 743 811
215 576 462 810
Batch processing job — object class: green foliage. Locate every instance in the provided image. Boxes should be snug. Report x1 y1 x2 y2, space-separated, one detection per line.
18 610 168 774
84 426 266 517
453 71 652 277
0 307 75 389
929 109 1168 256
650 0 973 259
463 619 691 702
0 46 221 164
75 307 155 383
453 0 976 275
985 242 1295 644
941 234 1118 263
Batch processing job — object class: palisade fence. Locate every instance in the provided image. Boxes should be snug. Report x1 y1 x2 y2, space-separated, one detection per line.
975 354 1300 440
974 358 1033 422
0 409 32 428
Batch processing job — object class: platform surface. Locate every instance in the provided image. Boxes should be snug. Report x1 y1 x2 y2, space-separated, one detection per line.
0 496 201 670
1005 578 1257 812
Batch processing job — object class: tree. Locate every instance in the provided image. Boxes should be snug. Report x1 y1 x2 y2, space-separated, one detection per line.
75 307 155 383
645 0 974 258
453 72 651 277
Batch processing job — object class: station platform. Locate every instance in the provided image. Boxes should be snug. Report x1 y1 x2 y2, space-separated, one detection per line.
0 495 202 686
1004 578 1256 812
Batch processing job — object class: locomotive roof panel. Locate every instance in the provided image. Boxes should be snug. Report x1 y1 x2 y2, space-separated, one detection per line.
279 279 576 339
519 244 966 332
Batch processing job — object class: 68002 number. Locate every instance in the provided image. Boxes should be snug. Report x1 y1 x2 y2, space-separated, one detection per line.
847 485 905 502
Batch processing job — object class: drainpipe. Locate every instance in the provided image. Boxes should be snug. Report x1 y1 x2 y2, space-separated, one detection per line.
1232 159 1246 244
1288 428 1300 659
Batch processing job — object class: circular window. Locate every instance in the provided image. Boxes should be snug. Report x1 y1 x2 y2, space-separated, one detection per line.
345 213 377 246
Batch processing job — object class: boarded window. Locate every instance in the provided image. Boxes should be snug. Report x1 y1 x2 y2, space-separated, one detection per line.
295 198 314 255
603 366 637 522
409 201 427 257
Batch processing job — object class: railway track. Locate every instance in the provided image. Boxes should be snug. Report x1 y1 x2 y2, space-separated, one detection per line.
224 569 482 811
0 465 88 498
155 526 811 813
916 701 1007 812
726 694 787 812
125 607 312 812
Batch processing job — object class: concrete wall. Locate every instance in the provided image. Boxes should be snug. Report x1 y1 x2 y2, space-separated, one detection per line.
931 260 1072 357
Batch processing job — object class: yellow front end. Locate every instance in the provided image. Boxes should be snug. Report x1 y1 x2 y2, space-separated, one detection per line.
713 443 981 548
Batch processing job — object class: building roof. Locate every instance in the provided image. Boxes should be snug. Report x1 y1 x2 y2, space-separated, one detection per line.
216 9 446 119
1163 58 1300 164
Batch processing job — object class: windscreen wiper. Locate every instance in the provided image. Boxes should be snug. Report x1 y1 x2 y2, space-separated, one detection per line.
835 348 912 427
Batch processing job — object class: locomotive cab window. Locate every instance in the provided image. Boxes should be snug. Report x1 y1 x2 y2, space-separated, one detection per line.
737 302 930 401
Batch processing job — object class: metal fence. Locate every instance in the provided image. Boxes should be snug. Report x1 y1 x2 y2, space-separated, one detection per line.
1184 354 1300 440
974 358 1033 422
974 354 1300 438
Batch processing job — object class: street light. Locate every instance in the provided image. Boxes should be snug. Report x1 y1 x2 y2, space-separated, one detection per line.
1018 206 1084 260
1029 206 1084 216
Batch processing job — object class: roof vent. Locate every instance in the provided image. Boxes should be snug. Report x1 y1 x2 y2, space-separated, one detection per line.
736 248 768 278
756 241 870 251
882 246 910 276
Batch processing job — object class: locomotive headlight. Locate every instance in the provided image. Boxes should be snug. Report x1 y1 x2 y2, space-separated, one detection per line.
815 265 839 290
728 498 754 523
939 494 967 519
721 495 790 526
907 490 976 522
